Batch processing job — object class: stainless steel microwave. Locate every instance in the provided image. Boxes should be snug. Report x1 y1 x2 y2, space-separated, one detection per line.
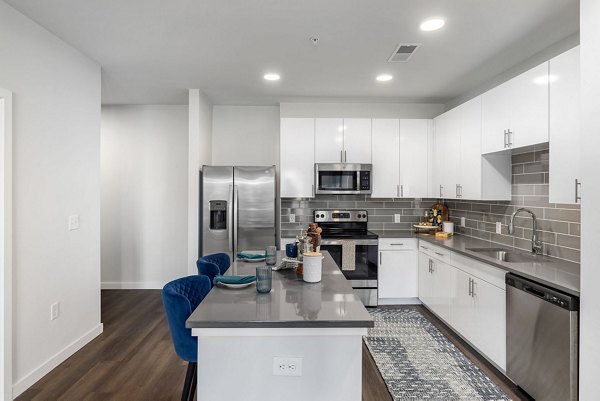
314 163 372 195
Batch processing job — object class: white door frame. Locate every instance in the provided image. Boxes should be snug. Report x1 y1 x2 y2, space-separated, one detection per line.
0 88 13 400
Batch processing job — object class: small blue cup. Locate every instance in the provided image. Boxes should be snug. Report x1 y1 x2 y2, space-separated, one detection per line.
286 243 298 258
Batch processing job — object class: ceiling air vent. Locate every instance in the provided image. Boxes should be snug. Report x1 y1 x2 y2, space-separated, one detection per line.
388 43 420 62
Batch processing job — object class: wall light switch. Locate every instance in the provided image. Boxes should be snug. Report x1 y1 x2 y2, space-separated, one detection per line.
68 214 80 231
496 222 502 234
50 302 60 320
289 213 295 223
394 214 401 223
460 217 466 227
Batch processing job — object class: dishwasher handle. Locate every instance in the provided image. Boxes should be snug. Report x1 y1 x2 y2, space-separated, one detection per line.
506 273 579 311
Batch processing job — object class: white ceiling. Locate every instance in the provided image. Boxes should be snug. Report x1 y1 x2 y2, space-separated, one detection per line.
6 0 579 105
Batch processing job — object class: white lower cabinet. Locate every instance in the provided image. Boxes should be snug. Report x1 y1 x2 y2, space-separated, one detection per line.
378 239 418 302
418 241 507 371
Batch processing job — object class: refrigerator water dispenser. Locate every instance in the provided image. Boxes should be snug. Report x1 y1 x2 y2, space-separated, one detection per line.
209 200 227 230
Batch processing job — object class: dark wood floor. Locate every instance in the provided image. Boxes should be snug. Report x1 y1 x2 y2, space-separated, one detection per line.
16 291 528 401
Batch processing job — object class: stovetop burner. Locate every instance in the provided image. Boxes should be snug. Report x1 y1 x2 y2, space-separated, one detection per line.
314 209 378 239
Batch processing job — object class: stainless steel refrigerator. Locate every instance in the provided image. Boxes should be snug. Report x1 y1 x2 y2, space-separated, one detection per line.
200 166 276 257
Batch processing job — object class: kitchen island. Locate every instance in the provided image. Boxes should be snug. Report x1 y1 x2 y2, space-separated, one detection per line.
186 251 374 401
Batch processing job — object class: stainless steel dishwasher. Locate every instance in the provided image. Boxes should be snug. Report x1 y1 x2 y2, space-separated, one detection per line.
506 273 579 401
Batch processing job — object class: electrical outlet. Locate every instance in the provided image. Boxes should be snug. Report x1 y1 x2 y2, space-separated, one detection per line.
496 221 502 234
460 217 466 227
289 213 295 223
394 214 401 223
68 214 80 231
50 302 60 320
272 356 303 376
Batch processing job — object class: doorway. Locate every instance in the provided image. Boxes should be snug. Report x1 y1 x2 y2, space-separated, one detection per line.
0 88 13 400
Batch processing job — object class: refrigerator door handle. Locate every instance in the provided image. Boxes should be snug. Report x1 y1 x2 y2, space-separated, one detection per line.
228 184 233 252
233 185 239 254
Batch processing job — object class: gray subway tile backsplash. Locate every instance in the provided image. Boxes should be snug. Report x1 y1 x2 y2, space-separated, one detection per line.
281 149 580 264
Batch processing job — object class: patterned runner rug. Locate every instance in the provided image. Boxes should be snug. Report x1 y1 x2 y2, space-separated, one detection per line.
364 307 511 401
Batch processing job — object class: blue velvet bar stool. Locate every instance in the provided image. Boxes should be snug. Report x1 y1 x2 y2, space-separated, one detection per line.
162 275 211 401
196 252 231 287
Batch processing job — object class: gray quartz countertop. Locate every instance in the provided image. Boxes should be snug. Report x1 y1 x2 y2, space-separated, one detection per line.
186 251 374 329
371 230 418 239
417 234 580 296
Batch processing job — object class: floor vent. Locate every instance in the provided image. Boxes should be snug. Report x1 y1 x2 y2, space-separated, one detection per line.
388 43 420 62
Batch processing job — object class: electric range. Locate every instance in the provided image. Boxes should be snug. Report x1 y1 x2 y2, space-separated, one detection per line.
314 210 378 307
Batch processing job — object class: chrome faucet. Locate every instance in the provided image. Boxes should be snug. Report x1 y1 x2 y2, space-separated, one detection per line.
508 208 543 255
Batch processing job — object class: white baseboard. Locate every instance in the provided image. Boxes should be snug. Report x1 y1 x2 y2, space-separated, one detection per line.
101 281 165 290
378 297 422 305
12 323 103 398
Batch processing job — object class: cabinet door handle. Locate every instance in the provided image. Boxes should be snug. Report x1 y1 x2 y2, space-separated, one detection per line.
421 246 429 250
340 150 344 163
508 129 513 147
390 243 404 246
471 278 476 297
434 252 444 257
428 259 432 273
400 185 404 197
503 130 508 148
379 251 382 265
344 150 347 163
396 185 399 198
468 278 473 296
456 184 460 198
439 185 443 198
575 179 582 203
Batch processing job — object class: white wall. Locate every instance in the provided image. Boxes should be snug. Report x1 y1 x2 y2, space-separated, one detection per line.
0 1 102 397
280 102 445 119
188 90 213 274
212 106 280 166
579 1 599 399
101 105 189 288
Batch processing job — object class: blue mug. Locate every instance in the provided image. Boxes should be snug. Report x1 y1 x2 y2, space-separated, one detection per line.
286 243 298 258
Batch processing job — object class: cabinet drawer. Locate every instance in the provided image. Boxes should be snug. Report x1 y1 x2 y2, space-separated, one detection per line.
379 238 417 251
452 252 506 290
418 241 452 264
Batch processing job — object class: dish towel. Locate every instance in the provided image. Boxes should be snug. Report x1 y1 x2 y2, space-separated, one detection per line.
341 240 356 271
236 252 266 260
213 275 257 285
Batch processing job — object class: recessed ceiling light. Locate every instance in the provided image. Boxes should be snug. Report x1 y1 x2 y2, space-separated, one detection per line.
376 74 393 82
263 73 280 81
420 18 445 31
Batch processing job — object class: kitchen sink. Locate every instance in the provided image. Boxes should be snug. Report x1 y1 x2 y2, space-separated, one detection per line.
466 247 548 263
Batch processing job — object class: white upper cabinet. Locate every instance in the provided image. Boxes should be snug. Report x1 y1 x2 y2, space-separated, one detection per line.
371 119 400 198
399 119 432 198
433 97 511 201
482 62 549 153
314 118 371 163
458 98 483 200
549 46 581 204
372 119 432 198
433 108 461 199
343 119 372 163
314 118 344 163
280 118 315 198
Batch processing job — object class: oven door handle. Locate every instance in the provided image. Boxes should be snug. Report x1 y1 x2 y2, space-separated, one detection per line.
320 239 378 246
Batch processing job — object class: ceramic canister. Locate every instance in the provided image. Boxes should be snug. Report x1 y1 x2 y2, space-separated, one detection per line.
442 221 454 234
302 252 323 283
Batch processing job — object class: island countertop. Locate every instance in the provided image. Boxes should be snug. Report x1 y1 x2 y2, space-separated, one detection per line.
186 251 374 329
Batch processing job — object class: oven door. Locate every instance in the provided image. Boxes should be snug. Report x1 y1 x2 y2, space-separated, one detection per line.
320 238 378 306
